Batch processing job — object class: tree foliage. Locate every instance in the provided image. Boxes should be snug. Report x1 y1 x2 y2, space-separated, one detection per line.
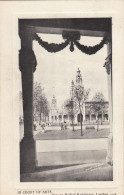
64 98 77 119
90 92 105 114
33 82 50 123
74 86 90 111
74 87 90 135
90 92 105 131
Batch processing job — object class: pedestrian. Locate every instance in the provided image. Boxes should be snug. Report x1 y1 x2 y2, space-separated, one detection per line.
64 121 67 130
61 122 64 130
33 123 37 131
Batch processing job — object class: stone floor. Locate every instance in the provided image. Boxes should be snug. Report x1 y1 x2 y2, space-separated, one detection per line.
21 163 113 182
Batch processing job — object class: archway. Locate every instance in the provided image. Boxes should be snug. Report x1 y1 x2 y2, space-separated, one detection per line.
19 18 112 173
104 114 108 121
63 114 68 121
58 115 62 121
98 114 102 121
86 114 90 122
69 114 74 120
77 113 83 123
91 114 96 121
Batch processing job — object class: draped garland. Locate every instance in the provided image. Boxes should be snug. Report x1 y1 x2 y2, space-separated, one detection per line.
34 34 69 53
34 33 107 55
74 37 106 55
103 54 112 74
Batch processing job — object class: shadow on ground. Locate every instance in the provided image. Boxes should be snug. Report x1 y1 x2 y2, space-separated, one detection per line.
35 164 81 172
20 163 113 182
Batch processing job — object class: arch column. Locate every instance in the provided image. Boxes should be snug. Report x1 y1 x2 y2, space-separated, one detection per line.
19 29 37 173
104 36 113 165
83 102 85 122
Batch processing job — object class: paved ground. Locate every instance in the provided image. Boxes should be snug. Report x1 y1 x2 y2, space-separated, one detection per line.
34 128 110 140
21 163 113 182
20 125 112 182
36 150 107 166
36 138 107 152
36 138 107 166
20 123 110 140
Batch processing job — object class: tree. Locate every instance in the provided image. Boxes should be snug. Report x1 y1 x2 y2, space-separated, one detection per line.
74 85 90 136
64 98 77 131
90 92 105 131
33 82 50 124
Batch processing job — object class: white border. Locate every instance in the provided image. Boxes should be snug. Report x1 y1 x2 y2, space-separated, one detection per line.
0 1 124 194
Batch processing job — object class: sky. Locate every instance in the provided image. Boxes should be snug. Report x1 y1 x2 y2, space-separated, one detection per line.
33 33 108 109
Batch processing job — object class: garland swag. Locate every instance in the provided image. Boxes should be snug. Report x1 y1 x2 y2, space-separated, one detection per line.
34 33 106 55
34 34 69 53
74 37 106 55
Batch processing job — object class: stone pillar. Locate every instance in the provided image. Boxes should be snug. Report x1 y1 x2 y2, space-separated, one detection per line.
101 112 103 123
83 102 85 122
89 114 91 123
104 35 113 165
19 29 37 173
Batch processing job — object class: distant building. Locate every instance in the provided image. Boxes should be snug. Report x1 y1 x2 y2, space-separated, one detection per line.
49 69 109 125
49 99 109 125
49 95 59 124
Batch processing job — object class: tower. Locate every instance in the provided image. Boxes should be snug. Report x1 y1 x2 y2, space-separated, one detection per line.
70 80 75 98
51 95 57 108
76 68 82 85
49 95 59 123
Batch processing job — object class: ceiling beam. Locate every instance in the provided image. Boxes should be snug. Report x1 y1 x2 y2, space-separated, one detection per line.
32 26 106 37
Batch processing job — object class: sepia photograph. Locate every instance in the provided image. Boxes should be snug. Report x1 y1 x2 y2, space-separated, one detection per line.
19 18 113 182
0 1 124 194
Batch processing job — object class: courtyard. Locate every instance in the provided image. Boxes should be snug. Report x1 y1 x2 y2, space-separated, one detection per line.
21 124 112 182
34 126 110 140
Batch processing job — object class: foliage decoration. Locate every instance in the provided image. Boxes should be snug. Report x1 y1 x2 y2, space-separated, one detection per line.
34 34 69 53
74 37 106 55
103 53 112 74
34 32 107 55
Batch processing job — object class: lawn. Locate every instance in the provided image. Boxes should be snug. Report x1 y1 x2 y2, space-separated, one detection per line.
34 128 110 140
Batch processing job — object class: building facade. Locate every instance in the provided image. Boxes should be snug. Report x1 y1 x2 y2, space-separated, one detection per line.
49 98 109 125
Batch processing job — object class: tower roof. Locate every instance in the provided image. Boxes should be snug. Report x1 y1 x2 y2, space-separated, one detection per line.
76 68 82 84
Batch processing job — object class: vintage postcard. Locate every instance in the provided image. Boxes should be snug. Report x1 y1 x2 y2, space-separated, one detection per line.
0 1 124 195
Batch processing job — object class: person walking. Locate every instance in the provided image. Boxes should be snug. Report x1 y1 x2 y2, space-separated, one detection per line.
40 121 46 133
33 121 37 131
64 121 67 130
61 122 64 130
